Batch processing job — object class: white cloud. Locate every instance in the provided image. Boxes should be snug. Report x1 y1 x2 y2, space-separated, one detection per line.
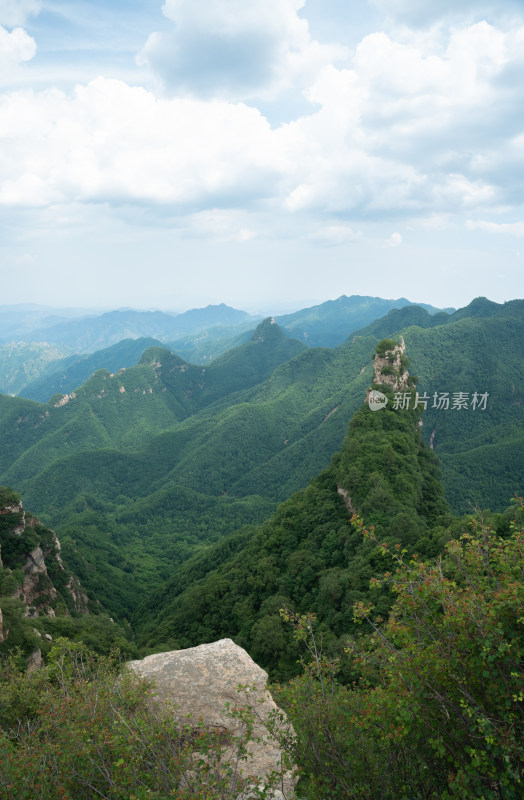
309 224 362 246
467 220 524 237
184 209 256 242
0 23 35 73
0 0 40 27
383 232 402 247
137 0 347 99
1 12 524 233
0 78 277 207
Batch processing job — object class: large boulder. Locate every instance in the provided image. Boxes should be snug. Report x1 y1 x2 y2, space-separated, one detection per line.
128 638 295 798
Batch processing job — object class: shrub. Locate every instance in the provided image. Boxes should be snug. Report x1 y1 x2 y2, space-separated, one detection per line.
0 639 287 799
274 503 524 799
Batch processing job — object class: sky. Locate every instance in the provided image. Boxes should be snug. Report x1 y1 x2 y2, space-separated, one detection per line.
1 0 524 314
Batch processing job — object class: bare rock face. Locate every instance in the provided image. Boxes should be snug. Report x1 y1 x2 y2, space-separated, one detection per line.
0 607 6 643
373 337 410 390
14 545 57 612
26 647 42 672
0 491 90 642
128 639 295 798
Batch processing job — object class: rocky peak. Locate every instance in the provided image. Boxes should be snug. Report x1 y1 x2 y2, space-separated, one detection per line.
250 317 284 344
373 336 410 390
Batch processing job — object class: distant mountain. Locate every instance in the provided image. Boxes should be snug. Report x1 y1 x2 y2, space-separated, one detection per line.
19 337 165 403
276 294 452 348
0 304 99 342
168 321 258 364
165 303 251 335
171 295 454 364
0 342 68 396
12 304 254 354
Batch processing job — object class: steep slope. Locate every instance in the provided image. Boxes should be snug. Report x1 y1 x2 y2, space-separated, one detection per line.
0 486 89 657
135 343 451 676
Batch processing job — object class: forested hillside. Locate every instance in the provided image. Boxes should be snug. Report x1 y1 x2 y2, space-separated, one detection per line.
18 337 164 403
0 342 68 396
275 293 450 347
133 343 455 673
0 299 522 630
0 487 135 664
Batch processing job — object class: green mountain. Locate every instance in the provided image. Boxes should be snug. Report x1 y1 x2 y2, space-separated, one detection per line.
352 295 521 339
0 342 68 396
168 320 258 364
18 337 164 402
0 486 138 663
133 342 452 675
276 294 451 347
0 301 521 633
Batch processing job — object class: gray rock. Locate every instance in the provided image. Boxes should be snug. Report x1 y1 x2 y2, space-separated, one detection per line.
128 638 295 797
26 647 42 672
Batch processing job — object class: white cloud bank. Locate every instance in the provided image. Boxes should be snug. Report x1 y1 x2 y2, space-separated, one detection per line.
137 0 347 99
0 9 524 242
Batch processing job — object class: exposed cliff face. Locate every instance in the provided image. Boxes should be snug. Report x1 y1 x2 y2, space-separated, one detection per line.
372 336 410 390
0 488 89 646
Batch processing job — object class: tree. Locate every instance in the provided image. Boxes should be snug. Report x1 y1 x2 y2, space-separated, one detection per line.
274 501 524 799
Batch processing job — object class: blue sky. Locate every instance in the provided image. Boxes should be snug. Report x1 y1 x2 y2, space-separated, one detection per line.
1 0 524 313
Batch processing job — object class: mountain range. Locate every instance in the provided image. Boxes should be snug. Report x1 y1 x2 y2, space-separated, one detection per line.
0 296 522 643
1 295 453 399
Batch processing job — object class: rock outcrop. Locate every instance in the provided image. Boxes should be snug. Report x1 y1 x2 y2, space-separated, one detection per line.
373 336 410 390
128 639 295 798
0 488 89 644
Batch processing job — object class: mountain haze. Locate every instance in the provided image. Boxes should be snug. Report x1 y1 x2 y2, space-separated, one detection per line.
14 305 254 354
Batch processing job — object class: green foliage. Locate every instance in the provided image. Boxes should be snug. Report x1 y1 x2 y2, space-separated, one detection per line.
375 338 397 358
276 295 444 348
0 301 522 641
0 342 67 397
0 639 287 799
0 486 20 506
273 507 524 799
136 391 451 676
19 337 164 403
